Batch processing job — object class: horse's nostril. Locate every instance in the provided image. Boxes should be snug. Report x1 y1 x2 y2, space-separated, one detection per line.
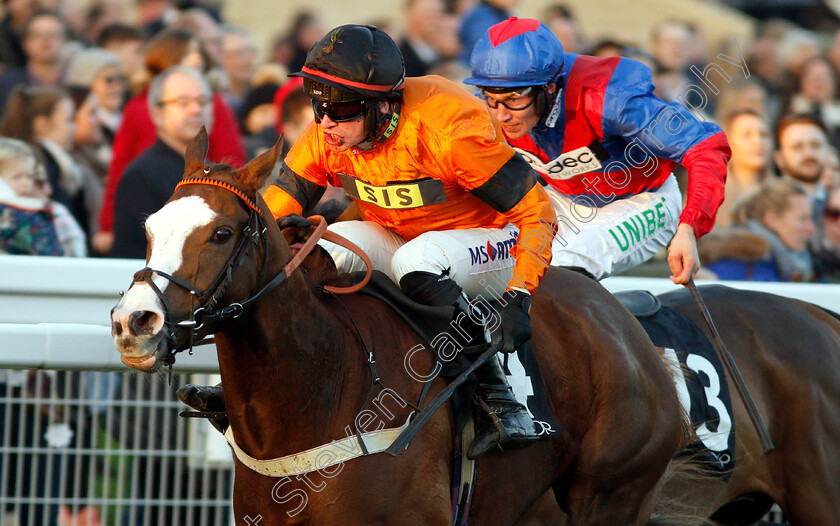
113 320 123 336
129 310 160 335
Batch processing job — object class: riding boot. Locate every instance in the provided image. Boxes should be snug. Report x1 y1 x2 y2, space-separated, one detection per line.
451 291 491 347
467 356 540 459
177 383 228 434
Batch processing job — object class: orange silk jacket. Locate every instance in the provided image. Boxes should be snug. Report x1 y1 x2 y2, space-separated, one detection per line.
264 75 555 293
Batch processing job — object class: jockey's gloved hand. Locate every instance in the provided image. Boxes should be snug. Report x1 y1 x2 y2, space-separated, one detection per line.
501 289 532 353
276 214 313 230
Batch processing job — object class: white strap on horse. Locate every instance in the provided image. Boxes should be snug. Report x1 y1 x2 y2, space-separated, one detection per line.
223 414 413 477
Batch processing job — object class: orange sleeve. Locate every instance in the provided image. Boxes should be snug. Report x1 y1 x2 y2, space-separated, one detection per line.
263 185 304 219
444 100 555 293
264 121 329 219
505 184 556 294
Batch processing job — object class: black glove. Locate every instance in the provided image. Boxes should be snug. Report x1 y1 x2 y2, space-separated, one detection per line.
500 290 532 353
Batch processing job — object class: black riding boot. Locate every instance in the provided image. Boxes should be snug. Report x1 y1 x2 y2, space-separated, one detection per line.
177 383 228 434
451 291 492 346
467 357 540 459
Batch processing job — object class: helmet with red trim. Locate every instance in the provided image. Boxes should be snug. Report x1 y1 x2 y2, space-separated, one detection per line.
291 24 405 103
464 17 565 89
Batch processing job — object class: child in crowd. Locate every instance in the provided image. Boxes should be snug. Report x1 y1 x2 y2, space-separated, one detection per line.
0 137 63 256
0 85 100 246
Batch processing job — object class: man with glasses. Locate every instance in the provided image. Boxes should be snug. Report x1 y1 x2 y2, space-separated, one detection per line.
466 17 732 284
261 24 556 458
112 66 213 258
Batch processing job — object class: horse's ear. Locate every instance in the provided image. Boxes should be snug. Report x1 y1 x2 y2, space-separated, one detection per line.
183 126 210 178
236 134 283 192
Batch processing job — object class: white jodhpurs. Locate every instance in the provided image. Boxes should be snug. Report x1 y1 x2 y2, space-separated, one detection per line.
545 175 682 280
318 221 521 301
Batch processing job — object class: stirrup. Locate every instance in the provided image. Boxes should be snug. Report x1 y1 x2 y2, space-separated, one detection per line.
467 396 539 459
177 384 229 434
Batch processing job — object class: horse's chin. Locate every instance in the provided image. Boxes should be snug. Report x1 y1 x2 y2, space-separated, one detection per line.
121 352 160 371
118 333 172 372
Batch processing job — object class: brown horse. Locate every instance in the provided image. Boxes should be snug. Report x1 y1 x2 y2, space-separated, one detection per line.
537 284 840 525
110 130 688 525
110 130 840 524
649 286 840 524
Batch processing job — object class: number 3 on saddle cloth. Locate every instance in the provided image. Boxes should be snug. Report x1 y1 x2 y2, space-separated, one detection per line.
615 290 737 479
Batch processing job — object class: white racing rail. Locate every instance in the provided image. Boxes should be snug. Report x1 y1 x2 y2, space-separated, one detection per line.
2 254 839 371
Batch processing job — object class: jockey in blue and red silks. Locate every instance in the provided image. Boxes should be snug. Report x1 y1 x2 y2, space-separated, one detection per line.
465 17 731 283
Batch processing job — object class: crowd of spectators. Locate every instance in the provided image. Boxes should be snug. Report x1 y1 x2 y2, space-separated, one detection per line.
1 0 840 285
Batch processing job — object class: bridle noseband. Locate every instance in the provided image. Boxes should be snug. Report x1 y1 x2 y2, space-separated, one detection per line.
124 176 371 369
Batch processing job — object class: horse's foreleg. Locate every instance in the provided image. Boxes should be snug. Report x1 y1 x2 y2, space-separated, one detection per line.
563 472 662 526
562 387 683 525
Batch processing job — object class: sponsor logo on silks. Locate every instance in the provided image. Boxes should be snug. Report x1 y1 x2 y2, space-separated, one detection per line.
336 173 446 210
514 141 610 180
609 197 675 252
469 234 518 266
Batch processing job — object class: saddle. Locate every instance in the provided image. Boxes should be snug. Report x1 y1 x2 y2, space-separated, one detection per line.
615 289 737 479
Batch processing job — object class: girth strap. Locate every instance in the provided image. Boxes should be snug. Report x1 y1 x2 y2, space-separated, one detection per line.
223 413 413 477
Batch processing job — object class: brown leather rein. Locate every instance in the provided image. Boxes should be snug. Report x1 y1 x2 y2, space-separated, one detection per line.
285 215 373 294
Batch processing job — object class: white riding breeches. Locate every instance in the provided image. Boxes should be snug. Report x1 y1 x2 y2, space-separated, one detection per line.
546 175 682 280
318 221 520 301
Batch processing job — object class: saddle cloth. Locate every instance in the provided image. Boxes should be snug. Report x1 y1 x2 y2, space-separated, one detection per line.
617 290 737 479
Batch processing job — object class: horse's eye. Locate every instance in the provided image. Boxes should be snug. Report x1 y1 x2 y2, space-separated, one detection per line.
212 227 233 244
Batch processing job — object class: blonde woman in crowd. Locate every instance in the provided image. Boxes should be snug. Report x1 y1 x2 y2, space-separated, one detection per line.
702 179 816 281
716 109 774 227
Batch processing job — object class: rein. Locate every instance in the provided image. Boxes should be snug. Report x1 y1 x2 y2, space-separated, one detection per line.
126 177 373 368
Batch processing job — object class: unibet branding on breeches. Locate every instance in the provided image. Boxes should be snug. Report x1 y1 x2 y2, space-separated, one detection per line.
546 175 682 280
318 222 520 300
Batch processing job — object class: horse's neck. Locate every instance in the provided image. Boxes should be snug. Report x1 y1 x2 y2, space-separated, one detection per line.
216 273 351 459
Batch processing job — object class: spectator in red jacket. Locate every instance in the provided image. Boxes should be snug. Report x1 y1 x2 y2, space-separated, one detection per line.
93 27 246 255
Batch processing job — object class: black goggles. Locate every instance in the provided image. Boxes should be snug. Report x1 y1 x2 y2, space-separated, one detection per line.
311 99 369 123
479 87 538 111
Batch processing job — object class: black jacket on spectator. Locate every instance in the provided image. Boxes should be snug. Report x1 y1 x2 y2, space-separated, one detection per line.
111 140 185 259
40 145 90 237
0 68 35 113
400 39 436 78
0 17 25 71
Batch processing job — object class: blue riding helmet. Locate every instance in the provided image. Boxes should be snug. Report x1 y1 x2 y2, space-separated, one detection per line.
464 17 565 89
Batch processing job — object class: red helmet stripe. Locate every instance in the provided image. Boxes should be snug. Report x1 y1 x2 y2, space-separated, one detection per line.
488 17 540 47
301 67 403 92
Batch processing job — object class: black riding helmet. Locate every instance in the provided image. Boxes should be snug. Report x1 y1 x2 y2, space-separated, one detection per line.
290 24 405 142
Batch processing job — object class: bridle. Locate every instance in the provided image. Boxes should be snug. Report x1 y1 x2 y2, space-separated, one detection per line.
125 176 372 367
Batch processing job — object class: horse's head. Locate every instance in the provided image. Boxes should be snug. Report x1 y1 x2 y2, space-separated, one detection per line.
111 127 284 371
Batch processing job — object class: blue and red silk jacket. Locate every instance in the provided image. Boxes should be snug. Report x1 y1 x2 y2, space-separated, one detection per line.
507 53 731 238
